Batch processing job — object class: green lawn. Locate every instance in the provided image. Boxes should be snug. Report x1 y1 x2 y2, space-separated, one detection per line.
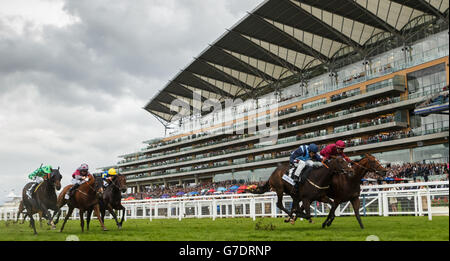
0 216 448 241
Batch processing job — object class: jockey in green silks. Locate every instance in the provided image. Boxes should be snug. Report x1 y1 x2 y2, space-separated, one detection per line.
26 165 52 199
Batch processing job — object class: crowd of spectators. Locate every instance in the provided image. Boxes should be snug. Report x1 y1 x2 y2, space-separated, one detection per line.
417 91 449 109
123 180 265 200
384 163 449 181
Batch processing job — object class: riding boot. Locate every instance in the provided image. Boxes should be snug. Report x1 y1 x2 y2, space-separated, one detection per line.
69 183 81 198
291 173 302 195
26 183 36 199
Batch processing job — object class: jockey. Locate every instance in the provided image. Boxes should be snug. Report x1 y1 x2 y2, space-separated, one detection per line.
320 140 352 163
65 163 90 199
290 143 323 187
26 165 52 198
102 168 118 187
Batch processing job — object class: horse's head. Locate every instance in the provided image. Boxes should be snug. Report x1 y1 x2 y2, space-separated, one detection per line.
93 175 104 198
356 153 387 176
50 167 62 190
112 174 127 193
328 157 354 176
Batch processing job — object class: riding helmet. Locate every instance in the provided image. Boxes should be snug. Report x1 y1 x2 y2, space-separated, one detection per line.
336 140 346 149
309 143 319 153
42 165 52 174
78 163 89 171
108 168 117 175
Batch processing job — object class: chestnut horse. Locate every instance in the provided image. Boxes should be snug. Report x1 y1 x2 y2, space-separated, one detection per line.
21 167 62 234
321 153 387 229
249 157 353 223
86 174 127 230
54 174 107 232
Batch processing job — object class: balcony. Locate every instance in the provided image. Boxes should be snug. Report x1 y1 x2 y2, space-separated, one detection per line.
125 124 448 183
118 83 411 168
119 88 439 173
121 117 406 175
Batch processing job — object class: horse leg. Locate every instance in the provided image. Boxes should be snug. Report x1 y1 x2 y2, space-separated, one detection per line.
275 192 293 223
28 212 37 235
60 206 74 233
106 205 120 229
86 208 92 231
79 209 85 232
93 204 108 231
302 200 312 221
52 209 62 225
286 199 298 224
15 206 23 224
119 205 126 227
351 198 364 229
21 213 26 224
101 206 106 224
39 212 43 228
319 196 335 229
325 202 339 227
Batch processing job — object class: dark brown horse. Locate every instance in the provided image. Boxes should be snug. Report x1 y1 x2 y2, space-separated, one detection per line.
249 157 353 223
16 200 43 227
86 174 127 230
321 153 387 229
291 157 354 222
54 174 107 232
21 167 62 234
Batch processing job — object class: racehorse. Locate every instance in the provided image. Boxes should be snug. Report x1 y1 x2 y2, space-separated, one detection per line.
21 167 62 234
290 157 354 223
54 173 107 232
249 157 352 223
321 153 387 229
86 174 127 230
15 200 43 227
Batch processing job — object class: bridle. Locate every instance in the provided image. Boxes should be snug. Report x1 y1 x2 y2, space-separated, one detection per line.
351 157 385 174
108 175 120 189
76 175 101 197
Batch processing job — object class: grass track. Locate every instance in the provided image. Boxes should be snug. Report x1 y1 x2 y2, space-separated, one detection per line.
0 216 448 241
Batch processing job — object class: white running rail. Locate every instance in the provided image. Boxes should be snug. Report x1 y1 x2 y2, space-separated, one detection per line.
1 181 448 222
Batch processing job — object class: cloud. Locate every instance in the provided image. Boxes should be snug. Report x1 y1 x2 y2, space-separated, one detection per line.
0 0 264 204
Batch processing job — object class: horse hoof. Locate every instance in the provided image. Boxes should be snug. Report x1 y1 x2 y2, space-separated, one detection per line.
284 219 290 223
290 220 295 225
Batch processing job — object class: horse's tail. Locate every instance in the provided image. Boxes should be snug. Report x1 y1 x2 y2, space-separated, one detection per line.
248 181 271 194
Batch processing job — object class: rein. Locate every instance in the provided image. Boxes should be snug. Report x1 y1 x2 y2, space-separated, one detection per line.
351 159 376 173
75 176 99 198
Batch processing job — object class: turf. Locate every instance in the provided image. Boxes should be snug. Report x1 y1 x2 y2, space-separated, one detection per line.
0 216 448 241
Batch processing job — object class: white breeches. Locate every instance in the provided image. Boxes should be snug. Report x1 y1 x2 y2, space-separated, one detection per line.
71 176 87 185
34 176 44 184
294 160 313 177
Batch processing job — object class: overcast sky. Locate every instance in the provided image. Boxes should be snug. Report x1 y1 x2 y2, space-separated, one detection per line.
0 0 264 204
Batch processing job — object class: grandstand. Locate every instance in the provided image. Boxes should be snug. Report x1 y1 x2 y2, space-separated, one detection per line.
101 0 449 195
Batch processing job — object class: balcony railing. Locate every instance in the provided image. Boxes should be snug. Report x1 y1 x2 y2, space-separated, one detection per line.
119 84 444 170
125 123 448 182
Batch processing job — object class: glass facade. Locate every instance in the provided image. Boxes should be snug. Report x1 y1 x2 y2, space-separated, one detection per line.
213 167 276 183
413 144 449 164
369 144 449 165
407 62 447 94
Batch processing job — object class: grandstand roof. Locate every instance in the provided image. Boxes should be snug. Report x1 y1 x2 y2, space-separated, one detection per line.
145 0 449 123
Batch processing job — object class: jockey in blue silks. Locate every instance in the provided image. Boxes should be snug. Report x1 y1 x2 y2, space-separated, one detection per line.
289 143 323 188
